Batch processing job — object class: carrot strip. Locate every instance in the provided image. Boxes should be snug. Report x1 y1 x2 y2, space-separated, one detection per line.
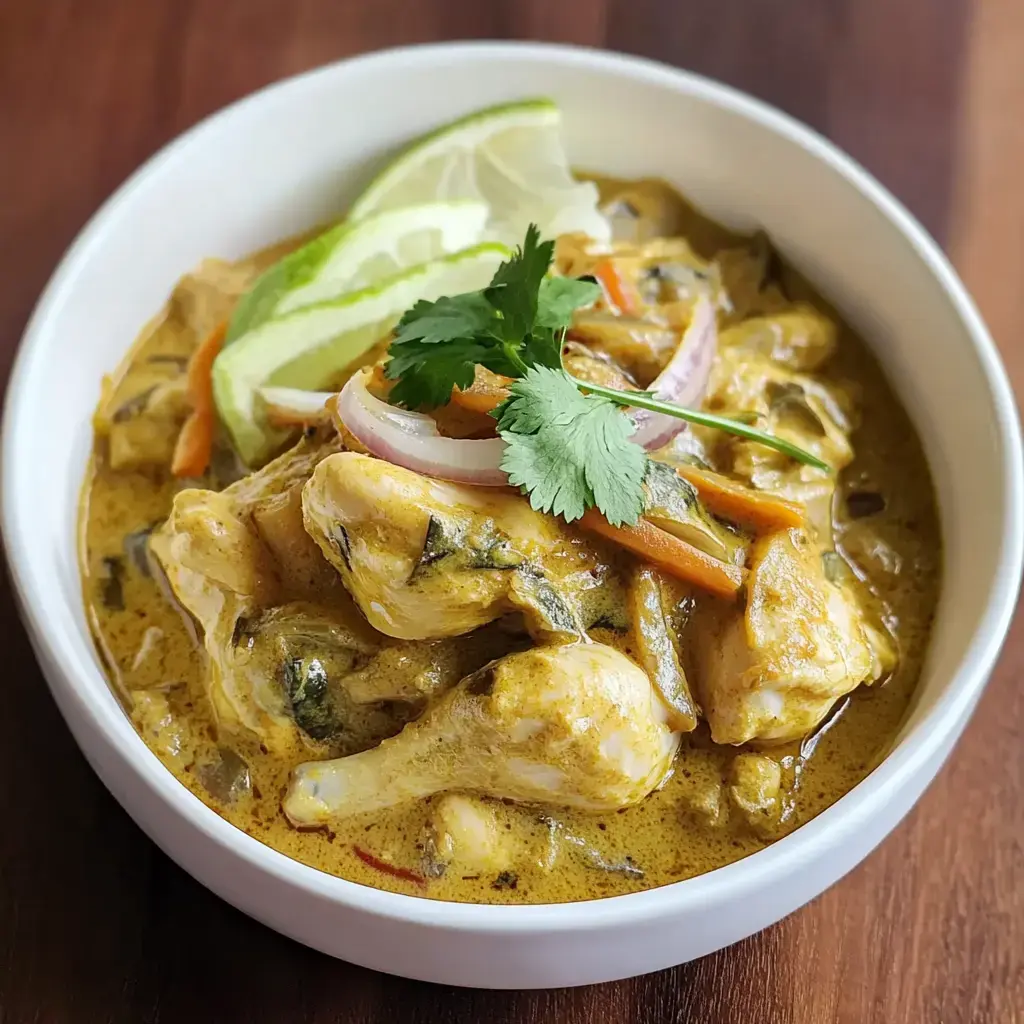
673 464 806 533
171 321 226 478
450 367 513 415
593 258 641 316
578 509 747 599
451 387 507 415
352 845 427 889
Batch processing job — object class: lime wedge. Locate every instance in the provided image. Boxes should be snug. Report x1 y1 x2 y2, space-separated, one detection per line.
226 199 489 341
213 242 509 465
350 99 610 246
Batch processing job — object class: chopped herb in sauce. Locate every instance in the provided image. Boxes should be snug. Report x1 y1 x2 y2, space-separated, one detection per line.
98 555 125 610
122 522 160 577
111 386 158 423
283 657 338 740
415 514 523 575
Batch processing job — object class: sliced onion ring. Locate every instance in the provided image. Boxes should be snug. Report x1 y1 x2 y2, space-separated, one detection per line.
335 298 715 487
335 370 508 485
629 295 717 451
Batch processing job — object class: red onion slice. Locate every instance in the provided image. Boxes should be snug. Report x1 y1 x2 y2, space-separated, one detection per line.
629 296 718 451
336 370 508 486
336 297 715 487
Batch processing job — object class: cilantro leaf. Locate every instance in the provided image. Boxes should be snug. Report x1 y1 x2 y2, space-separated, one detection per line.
494 366 648 526
392 292 496 346
384 225 599 405
521 276 600 370
485 224 554 344
535 276 601 329
386 338 494 409
521 327 563 370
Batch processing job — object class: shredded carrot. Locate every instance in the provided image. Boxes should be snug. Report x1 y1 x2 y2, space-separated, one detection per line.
171 321 227 478
578 510 747 599
367 361 391 395
451 366 513 415
352 845 427 889
593 258 641 316
673 464 806 533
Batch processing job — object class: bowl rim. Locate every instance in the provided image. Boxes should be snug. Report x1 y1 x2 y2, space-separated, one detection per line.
3 39 1022 934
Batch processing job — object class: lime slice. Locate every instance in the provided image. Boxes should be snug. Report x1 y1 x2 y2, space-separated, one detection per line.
214 242 509 466
226 199 488 341
350 99 610 246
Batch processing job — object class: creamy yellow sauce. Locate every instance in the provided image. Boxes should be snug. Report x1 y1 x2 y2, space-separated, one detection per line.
79 180 940 904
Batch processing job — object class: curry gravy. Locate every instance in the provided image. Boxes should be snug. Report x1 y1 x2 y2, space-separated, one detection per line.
79 182 940 904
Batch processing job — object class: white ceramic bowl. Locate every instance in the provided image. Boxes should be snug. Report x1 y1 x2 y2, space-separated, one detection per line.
3 42 1021 989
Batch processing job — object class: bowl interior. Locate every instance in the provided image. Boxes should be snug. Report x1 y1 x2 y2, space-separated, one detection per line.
4 44 1021 911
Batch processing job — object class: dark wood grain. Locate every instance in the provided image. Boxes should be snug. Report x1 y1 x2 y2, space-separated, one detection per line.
1 2 1021 1021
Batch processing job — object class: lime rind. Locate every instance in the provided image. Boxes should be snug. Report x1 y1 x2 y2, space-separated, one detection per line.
226 199 488 341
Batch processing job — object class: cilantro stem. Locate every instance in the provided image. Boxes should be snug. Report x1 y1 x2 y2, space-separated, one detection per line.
568 376 831 471
502 343 531 377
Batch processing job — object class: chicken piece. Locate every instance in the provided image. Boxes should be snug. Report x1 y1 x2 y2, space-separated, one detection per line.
568 311 680 386
155 489 278 602
150 487 296 749
103 377 193 471
250 482 347 600
677 762 725 828
592 178 695 243
718 305 837 373
168 257 258 338
839 519 904 581
195 747 252 805
424 795 516 875
691 530 896 745
130 689 195 774
715 232 791 321
150 433 368 752
557 232 723 318
562 341 638 392
283 643 679 824
702 349 856 478
691 347 855 550
301 452 598 641
728 753 783 832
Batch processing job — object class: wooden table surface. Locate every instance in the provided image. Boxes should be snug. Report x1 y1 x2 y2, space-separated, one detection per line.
1 2 1022 1021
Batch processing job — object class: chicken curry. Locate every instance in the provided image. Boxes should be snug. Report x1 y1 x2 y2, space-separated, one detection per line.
80 166 939 904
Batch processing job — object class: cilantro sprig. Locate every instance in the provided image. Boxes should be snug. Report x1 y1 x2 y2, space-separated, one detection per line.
386 226 593 407
384 226 828 526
